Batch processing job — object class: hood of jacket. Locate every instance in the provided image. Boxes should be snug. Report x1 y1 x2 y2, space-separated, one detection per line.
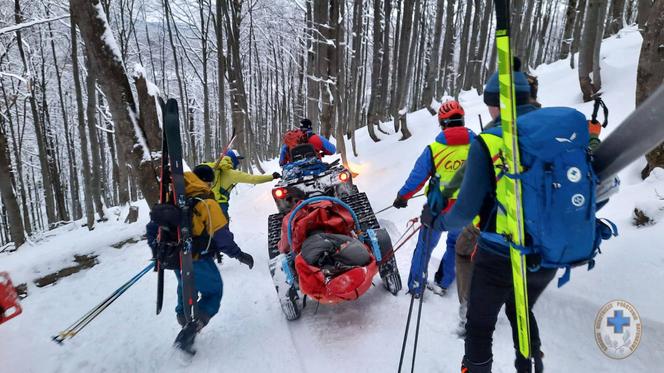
184 171 213 198
219 156 235 170
435 126 475 146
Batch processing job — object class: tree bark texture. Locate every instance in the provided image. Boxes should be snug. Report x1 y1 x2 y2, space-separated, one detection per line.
639 0 664 178
578 0 603 101
70 0 159 207
0 125 25 247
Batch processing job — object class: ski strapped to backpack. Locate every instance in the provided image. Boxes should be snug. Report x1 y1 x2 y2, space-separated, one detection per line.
162 99 199 326
492 0 531 359
155 97 171 315
480 107 619 285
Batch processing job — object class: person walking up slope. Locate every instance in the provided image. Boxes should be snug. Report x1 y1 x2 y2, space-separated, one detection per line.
147 171 254 352
393 100 476 297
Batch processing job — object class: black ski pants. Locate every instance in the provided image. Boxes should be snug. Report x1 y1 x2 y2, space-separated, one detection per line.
463 247 556 372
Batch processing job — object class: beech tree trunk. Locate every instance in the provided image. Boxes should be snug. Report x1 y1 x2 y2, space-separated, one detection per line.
638 0 664 178
215 0 228 151
393 0 414 138
70 0 159 208
578 0 603 101
440 0 459 95
0 124 25 247
378 0 392 122
14 0 57 227
609 0 626 35
421 0 445 109
561 0 578 59
366 0 384 142
71 15 95 230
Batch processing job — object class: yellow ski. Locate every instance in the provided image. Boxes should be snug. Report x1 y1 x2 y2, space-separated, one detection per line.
494 0 531 358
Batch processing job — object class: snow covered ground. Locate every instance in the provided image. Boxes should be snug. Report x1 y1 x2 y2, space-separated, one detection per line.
2 27 663 372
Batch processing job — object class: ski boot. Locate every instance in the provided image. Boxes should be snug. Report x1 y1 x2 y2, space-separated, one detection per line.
461 357 492 373
174 322 198 356
455 320 467 338
426 282 448 296
515 350 544 373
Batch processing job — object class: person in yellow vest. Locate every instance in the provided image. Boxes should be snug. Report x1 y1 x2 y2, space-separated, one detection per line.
393 100 475 297
193 149 280 222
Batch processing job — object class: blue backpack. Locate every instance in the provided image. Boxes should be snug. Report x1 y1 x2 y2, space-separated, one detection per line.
506 107 617 287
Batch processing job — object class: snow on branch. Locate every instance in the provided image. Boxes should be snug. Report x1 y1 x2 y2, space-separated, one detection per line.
0 14 70 36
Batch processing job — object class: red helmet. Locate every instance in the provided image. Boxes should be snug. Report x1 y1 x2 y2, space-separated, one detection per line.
438 100 465 120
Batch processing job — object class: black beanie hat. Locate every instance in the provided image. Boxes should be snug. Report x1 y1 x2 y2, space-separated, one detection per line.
483 57 530 107
193 164 214 183
300 118 313 130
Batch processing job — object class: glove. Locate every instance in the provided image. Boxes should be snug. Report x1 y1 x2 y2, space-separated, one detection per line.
393 195 408 209
236 251 254 269
272 172 282 180
420 204 446 231
588 120 602 138
420 204 435 228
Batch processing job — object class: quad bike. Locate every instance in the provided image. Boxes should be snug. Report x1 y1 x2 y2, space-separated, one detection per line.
267 144 401 320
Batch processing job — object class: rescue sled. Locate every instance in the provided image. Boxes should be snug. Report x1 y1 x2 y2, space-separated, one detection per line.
0 272 22 325
268 197 402 321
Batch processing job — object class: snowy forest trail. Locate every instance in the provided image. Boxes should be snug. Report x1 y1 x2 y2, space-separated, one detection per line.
2 28 664 372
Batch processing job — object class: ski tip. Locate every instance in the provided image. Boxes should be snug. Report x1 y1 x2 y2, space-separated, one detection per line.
165 98 179 114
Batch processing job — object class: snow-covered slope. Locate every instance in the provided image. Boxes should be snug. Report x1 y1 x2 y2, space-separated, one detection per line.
2 27 663 372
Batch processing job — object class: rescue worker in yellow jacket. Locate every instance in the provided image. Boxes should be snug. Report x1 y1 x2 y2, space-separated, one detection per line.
194 149 280 221
146 172 254 329
393 100 476 297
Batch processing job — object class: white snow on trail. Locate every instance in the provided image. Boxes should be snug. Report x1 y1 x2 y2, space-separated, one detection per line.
2 27 664 372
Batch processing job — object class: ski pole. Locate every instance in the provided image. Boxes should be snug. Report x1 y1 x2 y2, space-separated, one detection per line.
375 193 425 216
212 129 237 170
394 218 419 246
378 222 421 266
398 292 416 373
398 226 430 373
410 227 431 372
53 262 155 344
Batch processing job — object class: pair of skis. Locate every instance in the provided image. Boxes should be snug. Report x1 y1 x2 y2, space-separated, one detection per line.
494 0 664 360
155 99 199 355
155 99 238 355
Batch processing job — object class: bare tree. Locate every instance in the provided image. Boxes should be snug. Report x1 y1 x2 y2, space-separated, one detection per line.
14 0 58 226
638 0 664 178
366 0 384 142
70 0 159 207
392 0 414 139
421 0 445 110
578 0 603 101
0 120 25 247
71 15 95 230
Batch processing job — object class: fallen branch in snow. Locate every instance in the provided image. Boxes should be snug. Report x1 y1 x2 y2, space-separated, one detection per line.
0 14 70 36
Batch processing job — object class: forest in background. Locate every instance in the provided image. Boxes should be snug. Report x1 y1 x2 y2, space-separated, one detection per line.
0 0 662 249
